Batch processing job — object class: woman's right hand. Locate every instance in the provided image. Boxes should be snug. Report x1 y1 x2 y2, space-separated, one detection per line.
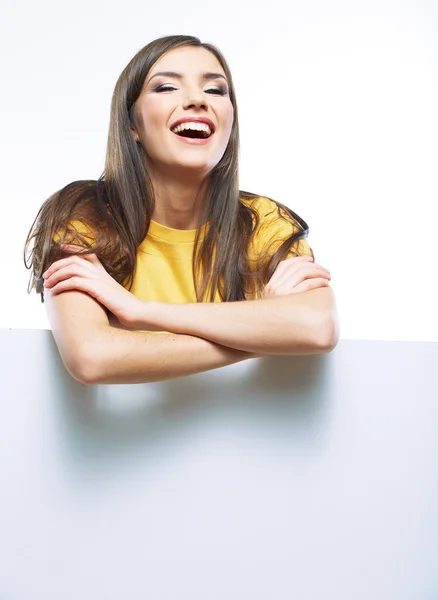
263 256 331 298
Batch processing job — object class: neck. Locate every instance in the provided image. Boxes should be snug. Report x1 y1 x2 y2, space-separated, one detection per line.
150 168 207 230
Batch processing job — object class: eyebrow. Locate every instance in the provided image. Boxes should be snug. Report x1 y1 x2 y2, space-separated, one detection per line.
147 71 228 85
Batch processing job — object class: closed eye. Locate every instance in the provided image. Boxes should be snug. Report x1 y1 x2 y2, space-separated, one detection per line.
154 84 228 96
154 84 177 92
205 87 228 96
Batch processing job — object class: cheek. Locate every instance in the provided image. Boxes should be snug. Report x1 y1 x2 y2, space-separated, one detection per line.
134 100 167 141
222 104 234 137
223 102 234 131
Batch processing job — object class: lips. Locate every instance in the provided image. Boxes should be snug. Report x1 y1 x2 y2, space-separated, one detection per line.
170 116 216 134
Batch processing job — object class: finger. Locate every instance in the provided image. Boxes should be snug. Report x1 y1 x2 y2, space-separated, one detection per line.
283 255 314 262
46 276 94 296
59 243 86 253
43 255 96 279
280 255 314 267
293 278 330 293
272 277 329 296
59 246 103 268
274 256 314 273
267 255 315 285
298 264 331 278
282 256 331 276
288 264 331 281
270 264 331 291
44 264 91 288
268 257 307 284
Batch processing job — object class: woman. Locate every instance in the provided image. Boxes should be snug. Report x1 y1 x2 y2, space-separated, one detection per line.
24 35 339 385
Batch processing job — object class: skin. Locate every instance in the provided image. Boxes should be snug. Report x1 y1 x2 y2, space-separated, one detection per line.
43 45 339 385
44 249 332 332
131 46 234 229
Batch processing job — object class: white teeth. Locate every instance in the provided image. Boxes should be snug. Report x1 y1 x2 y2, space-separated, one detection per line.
171 122 212 136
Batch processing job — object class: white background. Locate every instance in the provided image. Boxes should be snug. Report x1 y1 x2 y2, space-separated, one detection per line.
1 0 437 340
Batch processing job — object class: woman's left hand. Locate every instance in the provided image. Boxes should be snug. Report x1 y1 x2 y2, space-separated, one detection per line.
263 255 331 298
43 244 147 330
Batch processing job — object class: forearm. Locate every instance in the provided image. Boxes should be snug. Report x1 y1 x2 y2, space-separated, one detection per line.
46 290 257 385
139 288 339 355
79 327 257 385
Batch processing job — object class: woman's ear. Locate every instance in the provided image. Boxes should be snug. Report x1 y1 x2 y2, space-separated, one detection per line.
131 127 140 143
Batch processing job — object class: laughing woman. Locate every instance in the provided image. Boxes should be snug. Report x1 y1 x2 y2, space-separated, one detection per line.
24 35 339 385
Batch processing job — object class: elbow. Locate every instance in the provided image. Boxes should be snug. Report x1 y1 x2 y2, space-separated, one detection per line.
69 363 102 386
315 313 340 353
62 343 104 385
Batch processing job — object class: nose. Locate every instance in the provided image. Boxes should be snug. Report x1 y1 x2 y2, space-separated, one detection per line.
182 87 208 111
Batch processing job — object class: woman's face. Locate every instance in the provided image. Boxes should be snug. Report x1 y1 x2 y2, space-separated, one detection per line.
131 46 234 179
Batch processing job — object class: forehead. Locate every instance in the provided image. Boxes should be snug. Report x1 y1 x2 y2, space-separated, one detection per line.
149 46 226 77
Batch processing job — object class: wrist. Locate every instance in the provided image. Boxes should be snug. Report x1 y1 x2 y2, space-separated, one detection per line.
136 300 169 332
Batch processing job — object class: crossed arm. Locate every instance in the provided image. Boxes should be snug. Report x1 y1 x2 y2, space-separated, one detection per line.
43 251 340 385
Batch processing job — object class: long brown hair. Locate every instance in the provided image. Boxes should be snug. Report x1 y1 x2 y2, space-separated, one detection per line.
24 35 312 302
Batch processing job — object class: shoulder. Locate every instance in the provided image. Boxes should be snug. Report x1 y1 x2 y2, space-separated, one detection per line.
57 179 101 198
51 180 103 244
239 191 313 258
240 192 278 219
26 180 104 288
240 192 308 229
53 179 113 234
36 179 102 235
239 191 308 236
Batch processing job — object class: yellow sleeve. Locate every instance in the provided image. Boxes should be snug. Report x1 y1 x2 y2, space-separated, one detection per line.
53 219 96 247
246 196 313 261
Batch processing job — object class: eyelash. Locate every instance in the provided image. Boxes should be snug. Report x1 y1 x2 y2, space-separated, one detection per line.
154 84 228 96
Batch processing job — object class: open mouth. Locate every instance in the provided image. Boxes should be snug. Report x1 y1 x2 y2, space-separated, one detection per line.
171 122 213 140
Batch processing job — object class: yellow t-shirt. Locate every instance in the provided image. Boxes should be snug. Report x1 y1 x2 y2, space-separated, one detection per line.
130 195 312 303
54 195 312 303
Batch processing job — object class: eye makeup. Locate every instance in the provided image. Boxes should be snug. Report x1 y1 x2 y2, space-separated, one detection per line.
153 83 228 96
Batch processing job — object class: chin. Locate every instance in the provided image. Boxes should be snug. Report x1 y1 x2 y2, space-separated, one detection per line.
171 158 217 177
